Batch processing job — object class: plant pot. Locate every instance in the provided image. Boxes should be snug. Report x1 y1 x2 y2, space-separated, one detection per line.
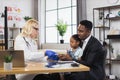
4 62 12 70
60 39 64 44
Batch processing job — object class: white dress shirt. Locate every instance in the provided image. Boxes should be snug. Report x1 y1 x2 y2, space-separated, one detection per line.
82 34 92 51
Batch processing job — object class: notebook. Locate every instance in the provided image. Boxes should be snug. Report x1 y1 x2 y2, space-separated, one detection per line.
0 50 25 68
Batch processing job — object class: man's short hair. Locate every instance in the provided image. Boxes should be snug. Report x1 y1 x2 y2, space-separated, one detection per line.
80 20 93 31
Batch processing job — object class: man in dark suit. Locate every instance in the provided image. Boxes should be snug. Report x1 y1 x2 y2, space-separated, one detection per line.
64 20 106 80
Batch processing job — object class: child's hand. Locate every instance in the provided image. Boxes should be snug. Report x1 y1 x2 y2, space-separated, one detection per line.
58 54 72 61
65 54 72 61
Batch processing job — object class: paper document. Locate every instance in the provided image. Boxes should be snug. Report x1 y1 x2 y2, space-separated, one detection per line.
45 61 79 68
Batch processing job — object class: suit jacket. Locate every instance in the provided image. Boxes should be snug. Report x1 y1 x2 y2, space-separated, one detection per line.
79 36 106 80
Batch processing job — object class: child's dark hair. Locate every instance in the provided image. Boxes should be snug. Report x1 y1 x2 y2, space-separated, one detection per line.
71 34 81 46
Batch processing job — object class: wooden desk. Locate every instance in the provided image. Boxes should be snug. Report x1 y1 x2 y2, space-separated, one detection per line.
0 62 90 75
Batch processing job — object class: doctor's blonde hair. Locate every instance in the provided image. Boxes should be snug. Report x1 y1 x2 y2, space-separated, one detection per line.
21 19 39 37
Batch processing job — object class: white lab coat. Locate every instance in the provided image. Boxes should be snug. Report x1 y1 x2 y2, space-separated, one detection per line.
14 34 46 80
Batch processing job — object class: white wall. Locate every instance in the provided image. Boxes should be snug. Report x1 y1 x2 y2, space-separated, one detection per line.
0 0 33 16
0 0 35 27
86 0 120 78
0 0 36 48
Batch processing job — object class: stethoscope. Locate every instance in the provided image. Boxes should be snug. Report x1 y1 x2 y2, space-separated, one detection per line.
23 37 30 48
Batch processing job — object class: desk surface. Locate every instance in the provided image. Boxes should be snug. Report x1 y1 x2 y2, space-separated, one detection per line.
0 62 90 75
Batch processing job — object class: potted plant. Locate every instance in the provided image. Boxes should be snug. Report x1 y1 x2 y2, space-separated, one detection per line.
24 16 33 21
4 54 13 70
55 20 67 44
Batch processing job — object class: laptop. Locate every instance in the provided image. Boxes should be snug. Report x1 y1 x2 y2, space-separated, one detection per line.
0 50 25 68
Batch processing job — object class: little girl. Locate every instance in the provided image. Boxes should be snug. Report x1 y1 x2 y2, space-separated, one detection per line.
59 34 83 62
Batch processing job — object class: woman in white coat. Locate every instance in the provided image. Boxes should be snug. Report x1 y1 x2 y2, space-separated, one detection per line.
14 19 46 80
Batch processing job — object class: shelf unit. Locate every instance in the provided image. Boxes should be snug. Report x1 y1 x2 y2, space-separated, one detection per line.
8 27 21 48
0 7 8 50
0 6 22 50
93 5 120 75
107 35 120 39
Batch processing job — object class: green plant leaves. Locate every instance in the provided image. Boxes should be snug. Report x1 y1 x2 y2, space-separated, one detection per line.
56 20 67 37
24 16 32 21
4 55 13 63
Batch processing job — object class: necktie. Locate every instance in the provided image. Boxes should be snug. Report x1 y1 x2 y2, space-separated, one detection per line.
80 40 83 48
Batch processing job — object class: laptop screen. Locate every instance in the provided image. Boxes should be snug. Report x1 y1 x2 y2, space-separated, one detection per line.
0 50 25 68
